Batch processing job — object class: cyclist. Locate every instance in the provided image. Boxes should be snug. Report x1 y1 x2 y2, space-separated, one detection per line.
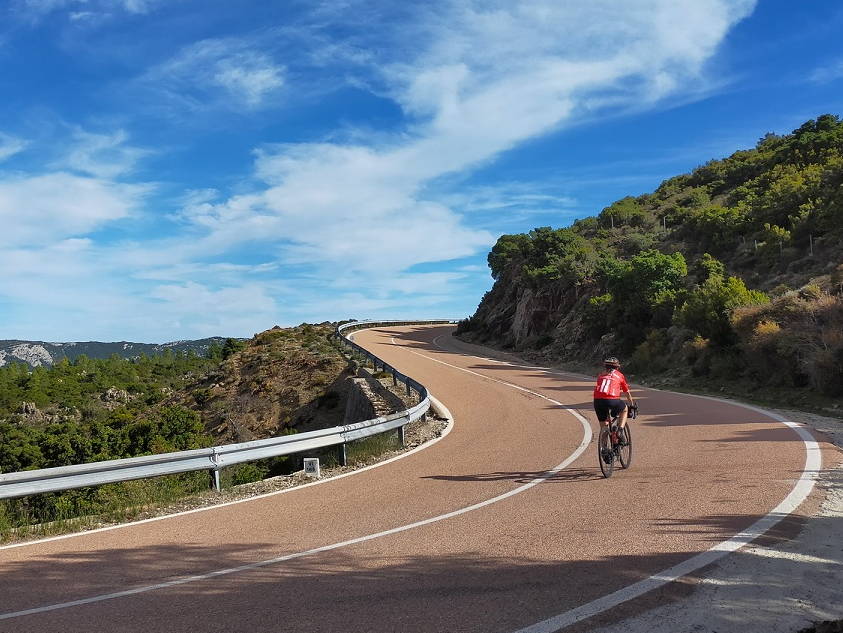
593 356 636 443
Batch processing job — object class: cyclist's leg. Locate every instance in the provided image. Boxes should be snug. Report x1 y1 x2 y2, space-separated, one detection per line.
594 399 611 428
616 401 629 429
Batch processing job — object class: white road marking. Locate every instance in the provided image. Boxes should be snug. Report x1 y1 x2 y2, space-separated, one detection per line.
401 327 822 633
512 408 819 633
1 400 455 553
0 338 592 621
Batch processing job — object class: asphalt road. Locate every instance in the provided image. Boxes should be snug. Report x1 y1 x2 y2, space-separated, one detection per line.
0 324 832 633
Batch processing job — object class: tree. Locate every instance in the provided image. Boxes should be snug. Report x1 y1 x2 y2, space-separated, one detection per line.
692 253 726 284
676 275 769 345
600 250 688 343
487 233 530 279
222 338 246 360
598 196 651 228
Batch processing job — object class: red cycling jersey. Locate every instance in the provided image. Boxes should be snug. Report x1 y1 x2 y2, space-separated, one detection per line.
593 369 629 399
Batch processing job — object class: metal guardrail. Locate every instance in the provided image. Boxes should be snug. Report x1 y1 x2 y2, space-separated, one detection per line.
0 319 457 500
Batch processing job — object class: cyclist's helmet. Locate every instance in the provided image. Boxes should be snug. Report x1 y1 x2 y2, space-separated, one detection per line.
603 356 621 369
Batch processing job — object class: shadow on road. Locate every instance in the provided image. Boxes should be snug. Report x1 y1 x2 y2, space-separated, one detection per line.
0 536 720 633
421 467 601 484
2 507 839 633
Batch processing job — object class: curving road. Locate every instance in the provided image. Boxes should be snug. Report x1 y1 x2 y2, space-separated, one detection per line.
0 324 834 633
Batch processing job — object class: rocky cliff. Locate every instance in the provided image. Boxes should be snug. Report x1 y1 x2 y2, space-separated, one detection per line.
456 115 843 402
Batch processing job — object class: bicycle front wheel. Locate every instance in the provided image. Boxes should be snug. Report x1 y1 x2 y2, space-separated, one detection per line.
598 428 614 478
618 425 633 469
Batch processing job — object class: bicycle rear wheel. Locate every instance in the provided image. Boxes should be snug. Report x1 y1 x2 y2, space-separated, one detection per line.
618 424 633 469
598 427 614 478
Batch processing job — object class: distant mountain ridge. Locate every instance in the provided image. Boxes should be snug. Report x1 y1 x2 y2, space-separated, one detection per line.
0 338 227 368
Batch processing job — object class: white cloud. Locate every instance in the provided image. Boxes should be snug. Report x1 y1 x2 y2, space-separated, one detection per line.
0 133 28 162
434 183 578 215
17 0 157 20
147 281 280 336
52 128 150 178
0 172 147 247
0 1 759 339
809 58 843 84
118 0 154 13
142 38 286 111
213 56 285 107
178 1 754 281
0 237 282 340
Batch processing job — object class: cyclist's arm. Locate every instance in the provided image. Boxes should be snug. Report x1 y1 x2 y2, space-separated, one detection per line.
624 388 635 407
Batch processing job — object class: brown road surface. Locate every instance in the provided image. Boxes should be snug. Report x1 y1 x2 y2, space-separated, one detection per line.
0 324 834 633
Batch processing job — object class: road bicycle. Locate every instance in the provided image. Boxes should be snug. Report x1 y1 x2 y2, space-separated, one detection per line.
597 405 637 478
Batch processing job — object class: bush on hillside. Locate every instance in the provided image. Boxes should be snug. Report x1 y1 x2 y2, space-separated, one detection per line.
732 287 843 395
676 274 769 346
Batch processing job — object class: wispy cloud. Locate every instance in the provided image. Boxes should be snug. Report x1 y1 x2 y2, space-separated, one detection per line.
0 172 148 248
15 0 158 22
433 183 578 215
51 128 150 178
140 38 286 111
809 58 843 84
0 133 28 162
179 0 755 275
0 0 760 340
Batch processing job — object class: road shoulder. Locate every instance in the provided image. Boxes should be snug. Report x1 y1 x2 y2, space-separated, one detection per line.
594 406 843 633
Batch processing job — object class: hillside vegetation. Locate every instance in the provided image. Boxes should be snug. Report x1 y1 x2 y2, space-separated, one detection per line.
0 324 353 534
458 114 843 406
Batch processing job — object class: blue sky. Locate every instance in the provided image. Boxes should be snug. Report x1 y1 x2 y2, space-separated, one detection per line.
1 0 841 342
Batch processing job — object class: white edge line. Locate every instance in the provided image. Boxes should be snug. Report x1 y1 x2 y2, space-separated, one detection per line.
421 329 822 633
0 332 593 621
512 412 820 633
1 403 454 553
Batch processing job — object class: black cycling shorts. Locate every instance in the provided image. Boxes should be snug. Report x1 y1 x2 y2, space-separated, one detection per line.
593 398 626 421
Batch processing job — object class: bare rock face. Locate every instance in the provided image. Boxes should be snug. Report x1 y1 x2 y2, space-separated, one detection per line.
100 387 132 411
462 263 580 350
18 401 44 422
510 285 562 346
102 387 130 403
3 344 54 367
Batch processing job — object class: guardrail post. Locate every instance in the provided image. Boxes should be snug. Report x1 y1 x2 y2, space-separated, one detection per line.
339 443 347 467
209 468 221 492
406 381 412 398
209 447 221 492
398 425 405 447
392 370 397 386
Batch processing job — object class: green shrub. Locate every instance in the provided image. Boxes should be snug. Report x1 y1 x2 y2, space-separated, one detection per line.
676 275 769 345
228 462 268 486
629 330 671 375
